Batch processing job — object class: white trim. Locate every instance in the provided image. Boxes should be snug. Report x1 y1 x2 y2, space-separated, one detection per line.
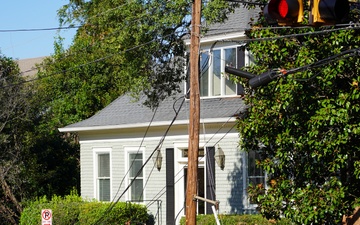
79 132 239 144
124 146 145 202
199 44 244 98
59 117 237 132
93 147 112 201
184 31 246 45
242 150 267 210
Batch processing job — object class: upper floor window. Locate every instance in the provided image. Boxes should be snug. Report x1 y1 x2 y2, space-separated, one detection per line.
199 46 245 97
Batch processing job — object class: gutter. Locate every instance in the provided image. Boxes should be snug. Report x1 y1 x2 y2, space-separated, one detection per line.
58 117 237 133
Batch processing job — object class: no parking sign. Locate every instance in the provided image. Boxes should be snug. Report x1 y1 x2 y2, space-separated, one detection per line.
41 209 52 225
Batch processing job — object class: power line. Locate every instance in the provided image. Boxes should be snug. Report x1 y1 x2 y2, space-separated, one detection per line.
226 24 360 44
93 96 186 225
0 25 81 33
205 22 359 33
257 47 360 84
145 105 242 208
3 22 357 90
110 102 159 207
224 0 266 5
0 30 186 89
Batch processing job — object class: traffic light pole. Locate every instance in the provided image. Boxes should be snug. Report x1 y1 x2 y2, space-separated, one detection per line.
186 0 201 224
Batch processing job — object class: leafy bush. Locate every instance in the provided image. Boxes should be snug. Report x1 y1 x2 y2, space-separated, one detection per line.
179 214 293 225
78 202 151 224
20 192 153 225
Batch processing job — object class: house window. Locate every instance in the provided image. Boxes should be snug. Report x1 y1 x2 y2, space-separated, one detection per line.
95 151 111 201
199 46 244 97
247 150 265 204
128 152 144 202
181 147 205 157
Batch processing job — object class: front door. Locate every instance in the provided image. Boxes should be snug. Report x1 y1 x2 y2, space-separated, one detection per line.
184 167 205 214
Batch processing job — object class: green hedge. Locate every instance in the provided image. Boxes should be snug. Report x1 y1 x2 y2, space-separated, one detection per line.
179 214 293 225
20 193 154 225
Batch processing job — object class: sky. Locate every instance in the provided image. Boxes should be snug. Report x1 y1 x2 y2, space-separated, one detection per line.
0 0 77 60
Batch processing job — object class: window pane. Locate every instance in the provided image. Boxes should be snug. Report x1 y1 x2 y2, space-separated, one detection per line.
248 150 265 204
200 53 209 97
99 179 110 201
225 48 236 95
131 179 143 201
129 153 143 177
130 153 142 160
248 151 264 177
212 50 221 96
98 154 110 177
249 177 265 187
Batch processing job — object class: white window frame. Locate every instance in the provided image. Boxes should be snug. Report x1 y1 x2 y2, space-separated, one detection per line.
242 150 267 209
93 148 112 201
124 146 145 202
199 45 242 98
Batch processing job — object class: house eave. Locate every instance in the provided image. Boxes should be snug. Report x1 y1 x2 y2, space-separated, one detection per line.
58 117 237 133
184 31 246 46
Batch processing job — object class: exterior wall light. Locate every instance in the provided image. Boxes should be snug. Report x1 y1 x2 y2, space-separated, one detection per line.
215 145 225 170
153 149 163 171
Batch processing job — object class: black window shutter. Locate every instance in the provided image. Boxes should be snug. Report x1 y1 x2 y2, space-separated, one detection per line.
166 148 175 224
206 146 216 214
236 47 245 95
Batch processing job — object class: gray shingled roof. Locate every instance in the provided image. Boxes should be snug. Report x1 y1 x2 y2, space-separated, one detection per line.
60 6 255 131
203 6 260 36
62 93 246 130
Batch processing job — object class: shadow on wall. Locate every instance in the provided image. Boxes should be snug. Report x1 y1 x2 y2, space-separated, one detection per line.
227 151 245 214
227 151 256 215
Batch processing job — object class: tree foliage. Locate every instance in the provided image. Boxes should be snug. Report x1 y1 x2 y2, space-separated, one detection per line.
0 53 79 224
36 0 240 129
238 2 360 224
0 54 35 224
1 1 247 224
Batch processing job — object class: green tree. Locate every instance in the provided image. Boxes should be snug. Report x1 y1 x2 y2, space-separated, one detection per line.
237 2 360 224
0 52 79 224
0 53 35 224
30 0 242 202
23 0 240 207
36 0 241 129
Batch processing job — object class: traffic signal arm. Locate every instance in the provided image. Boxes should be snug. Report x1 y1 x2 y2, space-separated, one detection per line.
224 66 279 88
249 71 278 88
225 66 256 79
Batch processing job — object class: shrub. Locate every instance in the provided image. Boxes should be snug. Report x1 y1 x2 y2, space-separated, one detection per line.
20 192 153 225
78 202 151 224
179 214 293 225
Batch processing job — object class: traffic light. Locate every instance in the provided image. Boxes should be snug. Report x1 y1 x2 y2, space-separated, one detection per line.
264 0 304 26
310 0 349 25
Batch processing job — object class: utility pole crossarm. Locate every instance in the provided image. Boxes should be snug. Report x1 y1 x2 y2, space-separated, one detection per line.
193 195 220 210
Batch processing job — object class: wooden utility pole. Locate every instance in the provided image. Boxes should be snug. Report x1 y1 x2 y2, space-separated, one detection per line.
186 0 201 224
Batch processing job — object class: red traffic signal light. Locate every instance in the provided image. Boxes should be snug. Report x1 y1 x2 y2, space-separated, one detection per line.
264 0 303 25
310 0 349 25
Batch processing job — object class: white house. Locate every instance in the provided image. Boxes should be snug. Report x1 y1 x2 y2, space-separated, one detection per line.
59 6 263 225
